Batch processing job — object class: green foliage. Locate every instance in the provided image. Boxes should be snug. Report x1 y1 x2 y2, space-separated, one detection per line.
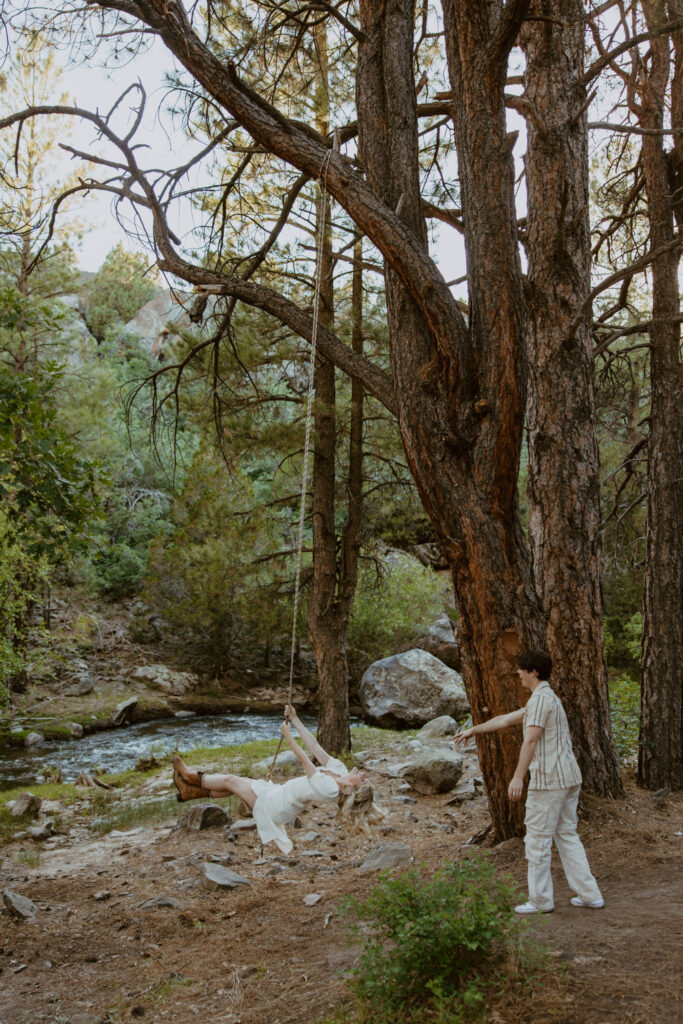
144 447 292 673
609 674 640 764
347 556 447 681
344 858 523 1023
0 362 99 561
0 507 49 702
84 244 157 342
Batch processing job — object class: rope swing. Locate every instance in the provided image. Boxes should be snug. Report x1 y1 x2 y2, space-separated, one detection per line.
267 153 333 780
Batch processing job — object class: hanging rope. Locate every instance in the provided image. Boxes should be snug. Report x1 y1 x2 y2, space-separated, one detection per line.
267 152 333 780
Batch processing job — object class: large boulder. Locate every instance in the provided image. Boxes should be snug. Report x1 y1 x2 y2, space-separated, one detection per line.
132 664 199 695
360 649 469 727
10 793 42 819
402 750 464 795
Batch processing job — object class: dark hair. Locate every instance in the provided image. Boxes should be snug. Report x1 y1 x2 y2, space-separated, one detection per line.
518 649 553 680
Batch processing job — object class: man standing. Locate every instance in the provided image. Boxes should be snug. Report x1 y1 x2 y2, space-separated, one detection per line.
453 649 604 914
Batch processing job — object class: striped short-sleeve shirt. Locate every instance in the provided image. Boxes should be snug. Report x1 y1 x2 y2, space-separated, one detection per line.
522 681 582 790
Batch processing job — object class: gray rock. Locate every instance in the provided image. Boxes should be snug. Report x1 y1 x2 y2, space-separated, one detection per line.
174 710 196 718
445 779 476 804
66 721 84 738
10 792 42 818
120 288 190 355
93 890 112 901
303 893 322 906
132 664 199 695
74 676 94 696
296 831 321 843
138 895 182 909
253 749 299 773
177 804 232 831
426 613 456 644
3 889 38 921
360 649 469 727
402 750 464 795
200 863 252 891
418 715 458 740
230 818 257 831
111 696 138 726
28 819 55 841
25 732 46 748
360 842 414 872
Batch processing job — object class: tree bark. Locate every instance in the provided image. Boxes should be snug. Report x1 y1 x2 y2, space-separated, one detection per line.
520 1 622 796
635 0 683 790
307 22 360 753
355 0 543 837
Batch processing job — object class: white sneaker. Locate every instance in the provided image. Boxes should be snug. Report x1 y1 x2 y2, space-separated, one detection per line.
570 896 605 908
514 901 553 914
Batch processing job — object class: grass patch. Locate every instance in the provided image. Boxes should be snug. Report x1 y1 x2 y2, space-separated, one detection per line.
90 794 180 835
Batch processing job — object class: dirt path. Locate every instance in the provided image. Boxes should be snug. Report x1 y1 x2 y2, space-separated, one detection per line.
1 775 681 1024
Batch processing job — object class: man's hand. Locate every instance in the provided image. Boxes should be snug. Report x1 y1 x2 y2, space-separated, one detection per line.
508 776 524 802
451 728 475 747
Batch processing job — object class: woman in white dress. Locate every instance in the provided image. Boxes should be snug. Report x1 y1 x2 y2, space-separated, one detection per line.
172 706 367 854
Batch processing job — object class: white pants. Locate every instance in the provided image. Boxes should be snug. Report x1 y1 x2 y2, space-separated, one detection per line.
524 785 602 911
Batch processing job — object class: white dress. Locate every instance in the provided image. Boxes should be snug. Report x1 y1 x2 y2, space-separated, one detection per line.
250 756 348 854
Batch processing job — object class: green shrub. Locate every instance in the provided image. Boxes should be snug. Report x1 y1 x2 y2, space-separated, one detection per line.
344 858 523 1022
609 674 640 764
348 557 447 682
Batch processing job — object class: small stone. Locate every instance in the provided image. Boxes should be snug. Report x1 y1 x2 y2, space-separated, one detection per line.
10 793 42 819
417 715 458 740
25 732 45 748
267 864 284 876
300 850 324 857
66 722 84 738
93 891 112 901
75 678 94 696
445 779 476 805
392 795 415 804
303 893 322 906
230 818 257 831
200 863 252 891
3 890 38 921
111 696 138 726
360 842 414 873
209 853 234 865
177 805 232 831
27 820 54 842
174 710 196 718
161 854 176 863
296 831 320 843
137 896 182 909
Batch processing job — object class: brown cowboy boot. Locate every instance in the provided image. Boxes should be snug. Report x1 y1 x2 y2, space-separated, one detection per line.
172 755 202 787
172 765 205 803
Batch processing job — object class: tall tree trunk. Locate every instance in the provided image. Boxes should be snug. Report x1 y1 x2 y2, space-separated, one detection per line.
357 0 544 838
635 0 683 790
308 22 362 753
520 1 622 796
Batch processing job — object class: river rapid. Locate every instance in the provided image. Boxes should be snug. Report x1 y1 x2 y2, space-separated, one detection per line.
0 711 318 791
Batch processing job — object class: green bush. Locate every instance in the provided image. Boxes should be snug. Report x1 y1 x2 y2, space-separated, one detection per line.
343 858 524 1022
347 556 447 682
609 674 640 765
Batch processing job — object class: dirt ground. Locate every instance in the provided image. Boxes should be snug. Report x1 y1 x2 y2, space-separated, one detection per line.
1 768 681 1024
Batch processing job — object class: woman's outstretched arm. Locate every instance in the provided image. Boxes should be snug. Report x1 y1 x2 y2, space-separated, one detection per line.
285 705 330 766
281 721 316 778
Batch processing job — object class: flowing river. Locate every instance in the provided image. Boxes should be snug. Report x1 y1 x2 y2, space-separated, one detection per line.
0 711 319 791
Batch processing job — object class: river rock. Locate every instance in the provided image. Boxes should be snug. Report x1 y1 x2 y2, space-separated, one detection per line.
66 721 84 738
3 889 37 921
132 664 199 695
360 649 469 727
25 732 46 748
402 750 464 795
445 778 476 804
28 819 55 841
200 863 251 891
417 715 458 740
360 842 413 872
10 792 42 818
111 696 138 726
178 804 232 831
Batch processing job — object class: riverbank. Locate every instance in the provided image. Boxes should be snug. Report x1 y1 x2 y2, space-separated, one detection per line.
1 726 681 1024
